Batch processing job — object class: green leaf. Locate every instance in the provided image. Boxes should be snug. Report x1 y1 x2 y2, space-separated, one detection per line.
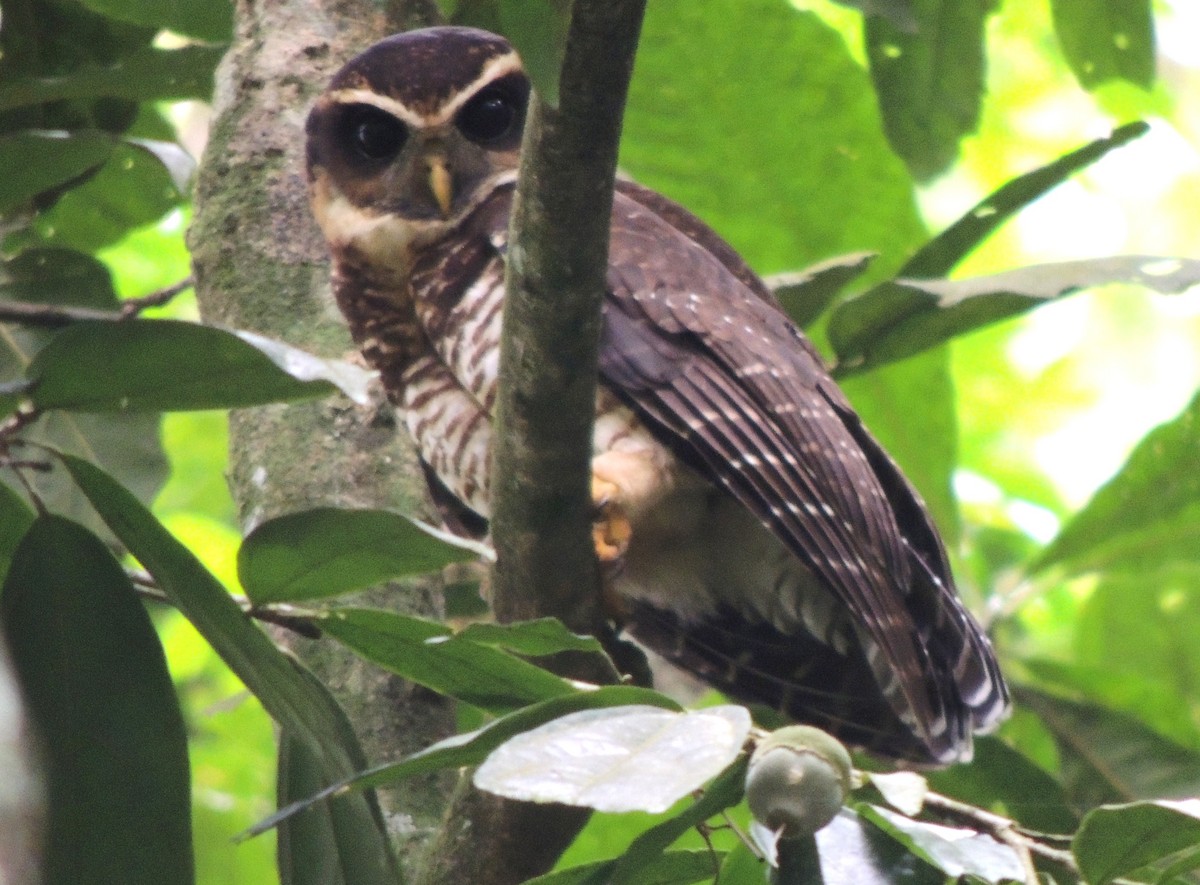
812 808 944 885
474 705 751 812
1 250 168 528
1034 391 1200 576
1016 687 1200 809
604 757 748 885
1074 801 1200 885
0 45 224 112
0 379 30 415
856 804 1023 882
827 122 1150 370
276 727 397 885
0 482 34 586
76 0 233 42
830 0 916 31
767 252 877 330
833 256 1200 374
624 0 926 277
239 507 478 604
318 607 577 712
57 454 398 879
27 319 340 411
0 130 113 215
248 685 681 837
1051 0 1155 90
456 617 604 656
925 736 1078 834
30 140 184 252
497 0 572 109
529 850 725 885
0 515 193 885
864 0 987 180
901 122 1148 279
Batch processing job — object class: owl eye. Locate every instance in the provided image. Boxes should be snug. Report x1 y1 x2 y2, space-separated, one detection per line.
345 106 407 161
456 86 520 144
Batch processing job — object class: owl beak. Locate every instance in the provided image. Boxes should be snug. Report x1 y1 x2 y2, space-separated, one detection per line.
427 156 453 218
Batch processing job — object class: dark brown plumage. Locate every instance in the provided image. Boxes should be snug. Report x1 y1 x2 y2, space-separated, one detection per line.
305 26 1009 764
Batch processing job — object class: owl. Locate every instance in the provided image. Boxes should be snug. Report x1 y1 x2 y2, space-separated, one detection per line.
304 26 1008 764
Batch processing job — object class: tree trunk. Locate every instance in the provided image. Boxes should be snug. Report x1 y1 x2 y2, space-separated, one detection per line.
188 0 454 876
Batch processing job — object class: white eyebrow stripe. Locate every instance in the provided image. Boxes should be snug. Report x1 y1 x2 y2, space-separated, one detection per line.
325 53 525 130
437 53 524 121
324 89 429 127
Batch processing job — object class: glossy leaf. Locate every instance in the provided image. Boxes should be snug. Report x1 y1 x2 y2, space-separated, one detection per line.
239 507 476 604
475 705 751 812
27 319 340 411
812 808 944 885
603 756 749 885
1051 0 1155 90
0 131 113 215
248 685 681 837
1034 391 1200 575
58 455 398 878
864 0 987 180
1 515 193 885
833 256 1200 373
1017 688 1200 809
317 607 577 712
1073 801 1200 885
0 46 224 112
856 804 1023 882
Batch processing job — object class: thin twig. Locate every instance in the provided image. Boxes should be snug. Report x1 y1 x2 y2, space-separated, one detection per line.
119 276 194 317
0 300 118 328
0 276 194 328
128 567 323 639
923 788 1080 876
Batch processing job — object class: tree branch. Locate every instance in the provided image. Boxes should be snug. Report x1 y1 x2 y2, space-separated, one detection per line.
419 2 649 883
491 0 646 630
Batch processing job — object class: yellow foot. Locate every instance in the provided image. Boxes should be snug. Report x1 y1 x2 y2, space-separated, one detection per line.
591 476 632 563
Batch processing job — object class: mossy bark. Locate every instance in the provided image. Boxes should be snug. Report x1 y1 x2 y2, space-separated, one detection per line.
188 0 454 875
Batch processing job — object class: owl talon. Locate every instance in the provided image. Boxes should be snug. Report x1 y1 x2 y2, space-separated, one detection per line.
592 477 632 563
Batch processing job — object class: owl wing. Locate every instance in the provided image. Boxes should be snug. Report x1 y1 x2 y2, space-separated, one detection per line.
475 182 1006 762
596 187 1008 763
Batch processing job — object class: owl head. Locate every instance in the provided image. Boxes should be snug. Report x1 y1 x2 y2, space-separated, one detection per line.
306 27 529 259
